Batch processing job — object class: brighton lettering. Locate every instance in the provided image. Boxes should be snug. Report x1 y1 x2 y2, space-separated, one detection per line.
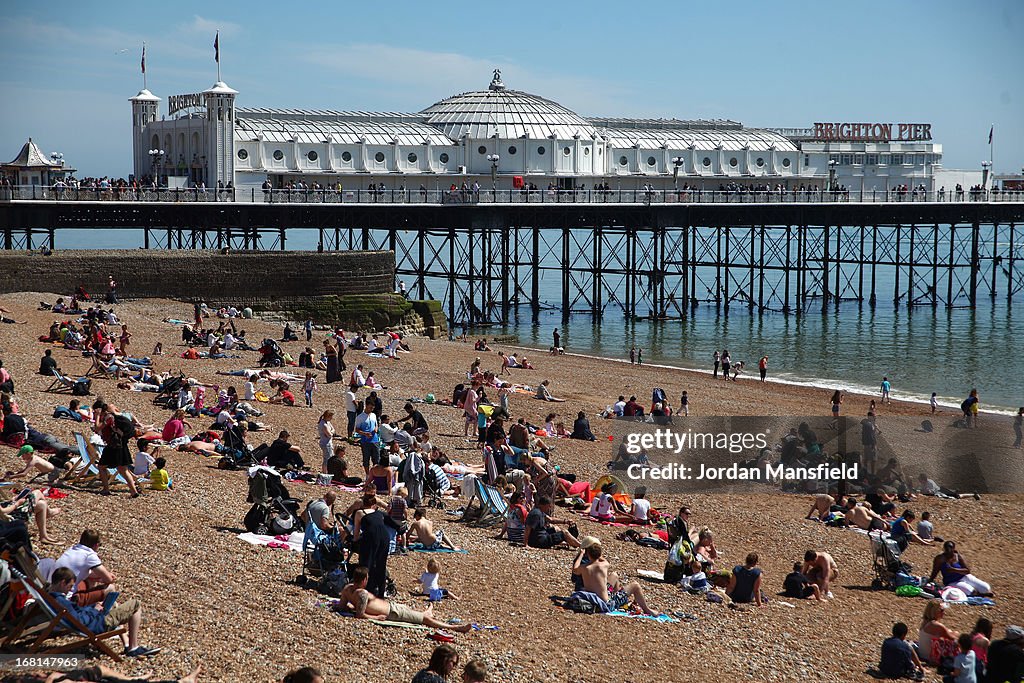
168 93 204 116
812 122 931 142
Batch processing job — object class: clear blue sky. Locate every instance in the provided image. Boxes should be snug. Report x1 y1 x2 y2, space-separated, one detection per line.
1 0 1021 178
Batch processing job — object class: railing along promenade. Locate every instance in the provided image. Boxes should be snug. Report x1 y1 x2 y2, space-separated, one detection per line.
3 185 1021 205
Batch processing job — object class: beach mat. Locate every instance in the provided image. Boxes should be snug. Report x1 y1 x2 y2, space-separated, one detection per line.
237 531 304 552
637 569 665 582
407 543 468 554
606 610 679 622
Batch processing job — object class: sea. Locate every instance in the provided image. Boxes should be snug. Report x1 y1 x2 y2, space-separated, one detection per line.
52 227 1023 412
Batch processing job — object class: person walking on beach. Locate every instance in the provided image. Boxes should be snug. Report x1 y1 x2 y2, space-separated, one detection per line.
960 389 979 428
637 348 643 365
930 392 938 414
721 350 731 381
713 350 720 379
1014 407 1023 449
758 356 768 382
303 371 317 408
881 377 892 405
304 319 313 342
118 324 132 357
830 390 843 429
629 346 636 364
680 390 689 416
552 328 560 351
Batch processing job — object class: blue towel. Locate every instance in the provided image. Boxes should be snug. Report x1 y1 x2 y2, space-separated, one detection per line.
605 610 679 623
407 543 468 554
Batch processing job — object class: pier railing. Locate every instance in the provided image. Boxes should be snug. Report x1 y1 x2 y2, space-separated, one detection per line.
3 185 1022 205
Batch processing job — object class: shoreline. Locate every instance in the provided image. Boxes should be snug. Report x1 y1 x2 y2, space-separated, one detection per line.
504 342 1017 416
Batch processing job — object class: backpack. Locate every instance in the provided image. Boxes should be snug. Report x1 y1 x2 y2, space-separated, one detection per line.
564 595 597 614
667 537 695 567
72 378 91 396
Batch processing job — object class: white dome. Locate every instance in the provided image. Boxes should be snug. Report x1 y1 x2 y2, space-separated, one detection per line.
421 70 596 141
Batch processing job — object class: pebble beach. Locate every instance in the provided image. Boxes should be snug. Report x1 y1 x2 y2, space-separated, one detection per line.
1 292 1020 683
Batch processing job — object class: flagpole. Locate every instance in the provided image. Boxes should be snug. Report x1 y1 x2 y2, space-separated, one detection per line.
990 123 994 167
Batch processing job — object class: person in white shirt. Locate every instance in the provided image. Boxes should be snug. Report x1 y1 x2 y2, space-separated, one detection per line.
206 332 217 349
243 374 257 401
613 395 627 417
343 388 359 437
351 365 366 388
53 529 116 606
630 487 652 524
223 332 237 350
133 440 155 477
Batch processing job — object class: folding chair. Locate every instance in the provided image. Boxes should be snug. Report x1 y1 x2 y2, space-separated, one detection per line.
67 433 129 488
462 478 508 527
44 369 80 394
85 354 119 380
2 567 126 661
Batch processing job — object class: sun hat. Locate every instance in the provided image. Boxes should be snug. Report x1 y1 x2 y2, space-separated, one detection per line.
579 536 601 549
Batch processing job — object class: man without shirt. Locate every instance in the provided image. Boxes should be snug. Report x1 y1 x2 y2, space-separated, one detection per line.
339 566 471 632
408 508 459 551
844 498 889 531
803 550 839 598
571 537 658 615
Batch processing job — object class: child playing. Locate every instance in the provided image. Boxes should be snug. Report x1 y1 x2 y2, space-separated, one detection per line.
680 390 689 416
783 561 822 601
149 457 171 491
917 511 941 542
303 371 317 408
930 392 938 413
945 633 977 683
417 558 459 601
386 486 409 551
133 438 155 478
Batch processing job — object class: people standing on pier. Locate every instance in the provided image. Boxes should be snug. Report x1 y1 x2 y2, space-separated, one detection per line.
721 350 731 381
713 350 720 378
830 390 843 429
758 356 768 382
881 377 892 405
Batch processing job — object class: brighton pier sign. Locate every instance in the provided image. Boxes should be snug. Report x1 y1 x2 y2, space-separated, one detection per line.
813 122 932 142
168 93 205 116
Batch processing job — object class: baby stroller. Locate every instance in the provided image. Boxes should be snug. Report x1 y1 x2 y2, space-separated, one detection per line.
296 521 351 596
423 465 448 510
243 465 301 535
152 373 186 409
217 427 259 470
869 530 912 590
258 339 284 367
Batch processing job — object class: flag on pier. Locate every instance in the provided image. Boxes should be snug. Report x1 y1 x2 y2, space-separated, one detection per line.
988 126 993 145
214 32 219 63
141 44 146 74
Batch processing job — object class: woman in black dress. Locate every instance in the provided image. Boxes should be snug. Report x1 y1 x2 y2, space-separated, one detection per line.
352 496 401 597
324 340 341 384
99 404 140 497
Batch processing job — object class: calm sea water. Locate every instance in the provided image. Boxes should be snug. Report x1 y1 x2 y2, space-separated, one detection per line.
52 228 1023 411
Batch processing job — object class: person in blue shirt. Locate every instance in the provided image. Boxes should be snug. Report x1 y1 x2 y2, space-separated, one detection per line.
48 566 160 657
878 621 924 680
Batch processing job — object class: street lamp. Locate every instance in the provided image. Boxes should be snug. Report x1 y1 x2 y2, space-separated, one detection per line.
981 160 992 191
828 158 838 194
486 153 500 194
672 156 684 192
148 148 165 182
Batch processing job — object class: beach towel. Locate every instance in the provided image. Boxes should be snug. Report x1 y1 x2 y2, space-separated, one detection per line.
237 530 304 552
605 610 679 623
637 569 666 582
331 608 433 630
407 543 468 554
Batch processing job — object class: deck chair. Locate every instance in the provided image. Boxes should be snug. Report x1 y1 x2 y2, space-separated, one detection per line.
67 433 129 488
85 353 120 380
462 477 508 527
2 567 126 661
45 368 83 394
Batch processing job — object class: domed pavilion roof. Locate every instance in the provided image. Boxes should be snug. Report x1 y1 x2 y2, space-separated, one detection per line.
421 69 597 141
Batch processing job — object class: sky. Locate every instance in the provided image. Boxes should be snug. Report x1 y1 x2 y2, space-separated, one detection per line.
1 0 1021 178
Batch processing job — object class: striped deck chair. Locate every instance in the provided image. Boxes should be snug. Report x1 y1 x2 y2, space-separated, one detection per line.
45 369 84 394
1 567 127 661
67 432 129 488
462 477 509 527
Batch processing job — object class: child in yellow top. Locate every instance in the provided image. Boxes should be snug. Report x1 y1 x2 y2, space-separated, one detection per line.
149 456 172 491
